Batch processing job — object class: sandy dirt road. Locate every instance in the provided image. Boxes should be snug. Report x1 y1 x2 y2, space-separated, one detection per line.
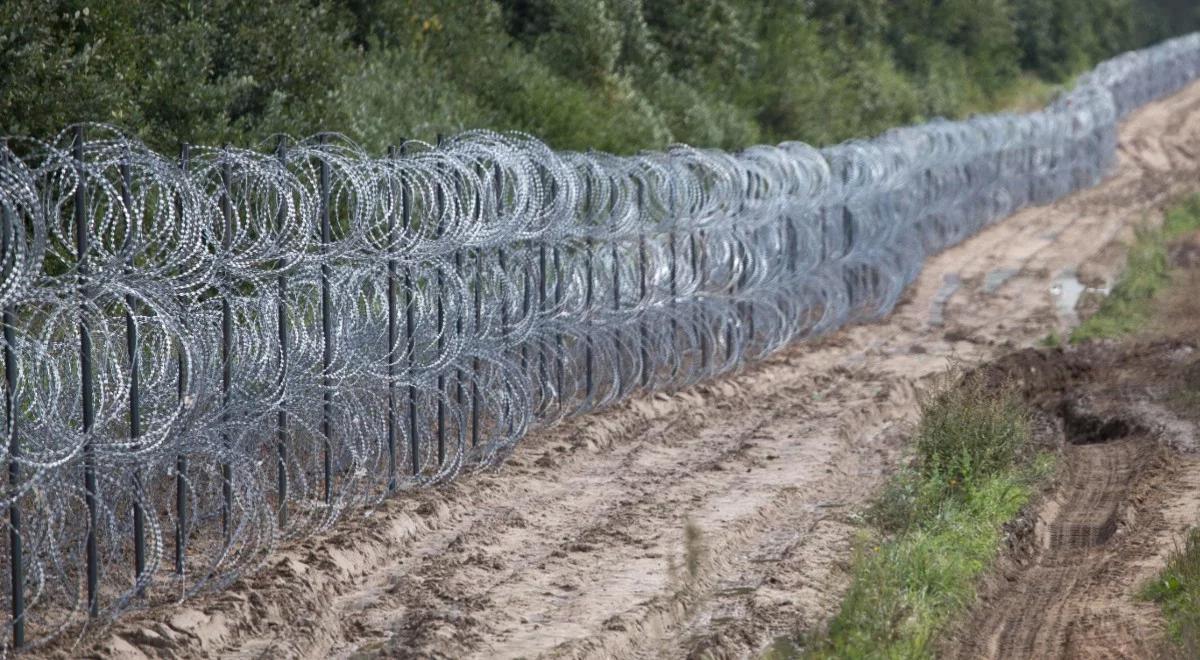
73 81 1200 660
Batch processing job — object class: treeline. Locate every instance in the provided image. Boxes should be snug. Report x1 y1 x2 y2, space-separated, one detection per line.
2 1 1197 154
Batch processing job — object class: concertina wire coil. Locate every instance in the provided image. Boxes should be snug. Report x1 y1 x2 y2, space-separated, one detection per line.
0 30 1198 650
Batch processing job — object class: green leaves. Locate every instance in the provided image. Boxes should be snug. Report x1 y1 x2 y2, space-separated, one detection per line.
3 0 1196 154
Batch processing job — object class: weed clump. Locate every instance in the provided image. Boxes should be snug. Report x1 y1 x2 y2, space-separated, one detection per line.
869 369 1030 532
916 371 1029 484
806 368 1047 659
1143 528 1200 657
1072 194 1200 343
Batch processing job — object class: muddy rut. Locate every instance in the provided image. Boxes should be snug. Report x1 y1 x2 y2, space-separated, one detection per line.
65 82 1200 660
984 437 1151 659
945 341 1200 660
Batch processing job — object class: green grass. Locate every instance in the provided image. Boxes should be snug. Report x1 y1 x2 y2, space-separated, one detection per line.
962 73 1068 116
1142 528 1200 656
1041 331 1062 348
796 370 1053 659
1071 195 1200 343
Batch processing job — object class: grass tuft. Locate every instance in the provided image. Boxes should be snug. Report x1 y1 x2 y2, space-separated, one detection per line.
800 369 1050 659
1041 331 1062 348
1071 195 1200 343
684 518 705 580
867 369 1032 533
1143 529 1200 657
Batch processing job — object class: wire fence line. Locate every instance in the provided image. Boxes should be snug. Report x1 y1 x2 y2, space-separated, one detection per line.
0 32 1197 653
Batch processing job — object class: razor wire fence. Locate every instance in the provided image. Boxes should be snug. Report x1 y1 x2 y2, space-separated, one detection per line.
0 31 1198 653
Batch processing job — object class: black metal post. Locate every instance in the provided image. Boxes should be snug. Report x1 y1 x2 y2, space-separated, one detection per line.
494 162 514 434
175 143 190 577
219 160 233 537
584 238 594 400
470 167 482 448
694 232 708 372
537 243 547 411
612 234 622 396
636 180 649 389
119 162 146 585
451 161 466 449
553 246 563 410
385 144 400 490
75 127 100 615
583 174 594 401
668 229 677 375
318 138 333 504
435 136 446 467
727 223 737 364
498 242 511 428
401 145 419 476
2 147 24 648
638 235 649 389
275 137 290 527
471 248 482 448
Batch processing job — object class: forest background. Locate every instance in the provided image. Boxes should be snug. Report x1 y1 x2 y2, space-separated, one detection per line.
3 0 1199 154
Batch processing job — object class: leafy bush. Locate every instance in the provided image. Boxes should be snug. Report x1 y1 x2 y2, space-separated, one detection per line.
3 0 1198 154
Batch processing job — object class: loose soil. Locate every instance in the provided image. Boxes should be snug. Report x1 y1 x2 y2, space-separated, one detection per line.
49 81 1200 659
944 342 1200 660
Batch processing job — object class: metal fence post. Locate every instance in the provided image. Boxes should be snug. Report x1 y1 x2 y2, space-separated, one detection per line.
275 137 290 528
219 158 233 537
2 147 24 648
727 221 738 364
611 225 622 397
318 136 333 504
633 178 649 389
385 144 401 490
451 166 466 447
694 232 708 372
494 162 513 434
537 243 548 410
582 173 594 402
118 161 146 586
472 246 482 447
470 163 483 447
668 228 677 376
434 135 446 467
401 144 419 476
174 143 190 577
553 246 564 410
74 127 100 615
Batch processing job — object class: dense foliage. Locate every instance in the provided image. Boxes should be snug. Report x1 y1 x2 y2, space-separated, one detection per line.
2 0 1197 153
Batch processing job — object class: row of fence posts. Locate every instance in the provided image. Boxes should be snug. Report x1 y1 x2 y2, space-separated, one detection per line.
0 131 764 649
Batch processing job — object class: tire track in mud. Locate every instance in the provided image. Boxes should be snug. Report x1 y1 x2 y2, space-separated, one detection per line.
943 342 1200 660
986 438 1144 658
69 81 1200 660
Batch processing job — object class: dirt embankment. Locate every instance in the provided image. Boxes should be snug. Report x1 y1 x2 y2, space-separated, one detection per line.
51 80 1200 660
944 341 1200 660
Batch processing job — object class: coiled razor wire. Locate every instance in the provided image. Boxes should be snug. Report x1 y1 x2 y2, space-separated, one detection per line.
0 31 1197 652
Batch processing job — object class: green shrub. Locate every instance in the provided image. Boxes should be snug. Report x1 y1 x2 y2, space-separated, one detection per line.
1144 528 1200 655
915 370 1030 486
3 1 1198 153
